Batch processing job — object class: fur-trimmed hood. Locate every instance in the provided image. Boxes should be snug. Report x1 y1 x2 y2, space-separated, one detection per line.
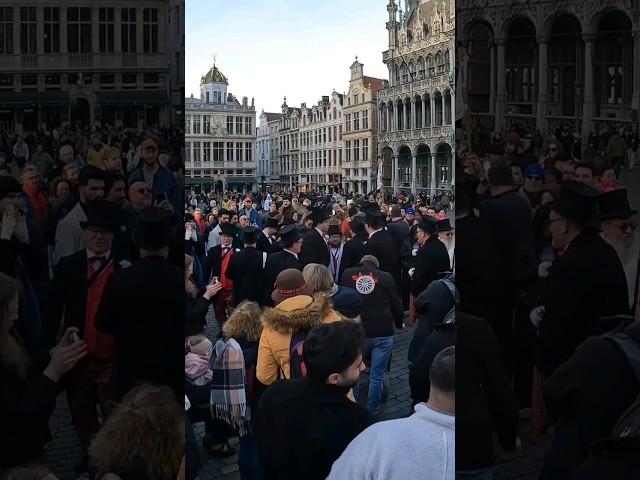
261 294 333 335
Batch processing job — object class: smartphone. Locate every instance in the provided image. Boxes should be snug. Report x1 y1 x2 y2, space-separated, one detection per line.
211 276 220 284
69 332 80 344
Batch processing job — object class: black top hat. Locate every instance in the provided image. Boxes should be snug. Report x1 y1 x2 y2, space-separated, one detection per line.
327 224 342 236
416 216 439 236
80 200 120 232
437 218 453 232
265 216 279 229
308 206 331 224
243 225 259 244
184 212 195 223
551 180 599 225
220 223 237 237
277 223 301 247
133 207 175 250
362 202 384 218
599 188 637 220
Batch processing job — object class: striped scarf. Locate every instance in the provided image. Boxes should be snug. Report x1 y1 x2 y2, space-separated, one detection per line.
210 338 250 435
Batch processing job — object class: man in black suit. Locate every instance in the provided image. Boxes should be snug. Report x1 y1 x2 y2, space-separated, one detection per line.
51 200 129 462
342 215 368 273
96 207 183 401
410 216 451 297
227 226 267 305
362 203 401 287
264 224 303 306
257 216 279 254
202 223 237 329
299 206 331 268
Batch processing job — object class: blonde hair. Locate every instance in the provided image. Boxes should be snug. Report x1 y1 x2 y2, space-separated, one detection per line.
184 255 198 298
222 301 263 342
89 384 184 480
302 263 334 294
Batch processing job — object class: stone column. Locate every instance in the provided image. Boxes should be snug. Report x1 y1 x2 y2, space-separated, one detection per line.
442 93 446 126
489 42 495 114
632 30 640 121
422 97 427 128
92 7 99 54
392 102 397 131
392 155 398 193
582 33 595 143
495 37 506 130
137 7 144 54
431 95 436 130
411 154 417 194
430 152 438 198
410 100 416 130
537 35 549 132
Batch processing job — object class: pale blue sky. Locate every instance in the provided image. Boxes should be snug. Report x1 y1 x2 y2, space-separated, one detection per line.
186 0 390 115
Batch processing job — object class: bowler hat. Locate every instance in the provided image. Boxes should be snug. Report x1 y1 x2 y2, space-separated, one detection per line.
265 216 279 229
437 218 453 232
550 180 599 226
277 223 301 247
327 224 342 236
599 188 637 220
416 216 438 235
80 200 120 232
271 268 313 304
133 207 175 249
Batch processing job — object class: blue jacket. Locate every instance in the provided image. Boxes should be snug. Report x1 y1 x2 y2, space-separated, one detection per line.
128 166 180 218
238 207 262 230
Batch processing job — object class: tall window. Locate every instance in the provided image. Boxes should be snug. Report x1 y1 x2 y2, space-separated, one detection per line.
245 142 252 162
362 110 369 130
68 7 91 53
0 8 13 54
121 8 137 53
363 138 369 161
193 116 200 134
227 142 234 162
323 128 326 143
143 8 158 53
203 116 210 134
245 117 252 135
236 117 243 136
203 142 210 162
193 142 201 162
236 142 243 162
345 114 351 133
353 112 360 131
353 139 359 161
345 141 351 162
227 116 233 134
20 7 37 54
185 116 191 134
99 8 114 53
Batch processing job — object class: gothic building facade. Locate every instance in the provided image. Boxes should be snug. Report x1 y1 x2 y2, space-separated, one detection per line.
377 0 455 196
458 0 639 144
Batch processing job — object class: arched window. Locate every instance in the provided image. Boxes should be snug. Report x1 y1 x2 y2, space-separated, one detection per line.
417 57 425 78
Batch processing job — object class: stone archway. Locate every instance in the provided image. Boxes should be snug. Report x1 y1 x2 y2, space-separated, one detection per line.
380 147 393 190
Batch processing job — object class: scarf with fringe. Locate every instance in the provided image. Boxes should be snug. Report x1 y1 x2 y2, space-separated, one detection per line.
210 338 250 435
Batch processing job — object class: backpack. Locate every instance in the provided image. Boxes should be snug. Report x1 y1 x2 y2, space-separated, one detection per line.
602 328 640 439
288 327 311 379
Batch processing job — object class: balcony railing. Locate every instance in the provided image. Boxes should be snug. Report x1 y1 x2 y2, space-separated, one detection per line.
69 54 93 68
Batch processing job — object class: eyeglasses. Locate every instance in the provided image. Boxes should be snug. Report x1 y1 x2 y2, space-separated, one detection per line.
611 222 638 232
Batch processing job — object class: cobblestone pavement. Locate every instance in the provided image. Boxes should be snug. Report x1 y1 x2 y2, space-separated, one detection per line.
195 309 416 480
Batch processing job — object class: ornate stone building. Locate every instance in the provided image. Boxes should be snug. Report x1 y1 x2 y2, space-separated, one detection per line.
276 98 301 192
0 0 176 133
298 91 345 193
457 0 639 144
377 0 455 196
256 110 282 190
185 63 257 193
343 59 384 194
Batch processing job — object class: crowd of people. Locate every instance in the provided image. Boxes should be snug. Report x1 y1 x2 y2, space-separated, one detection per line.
456 121 640 479
184 187 457 479
0 123 187 480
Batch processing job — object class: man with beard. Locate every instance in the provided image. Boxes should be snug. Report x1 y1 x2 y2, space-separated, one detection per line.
518 163 544 211
255 321 371 480
54 166 105 265
327 224 345 282
263 224 303 305
536 181 629 378
44 144 75 185
437 218 455 270
599 188 640 314
299 206 331 268
362 203 401 287
257 216 279 254
226 226 266 305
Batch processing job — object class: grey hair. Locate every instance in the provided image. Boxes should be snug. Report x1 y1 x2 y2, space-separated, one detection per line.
359 255 379 268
